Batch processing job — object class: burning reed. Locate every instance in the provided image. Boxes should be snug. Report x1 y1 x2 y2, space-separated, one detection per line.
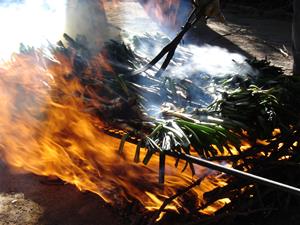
0 35 231 221
0 1 300 222
0 32 300 225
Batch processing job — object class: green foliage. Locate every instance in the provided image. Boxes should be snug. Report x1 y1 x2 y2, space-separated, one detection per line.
53 34 300 223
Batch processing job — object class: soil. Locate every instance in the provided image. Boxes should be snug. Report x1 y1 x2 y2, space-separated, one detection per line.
0 161 123 225
105 0 293 74
206 11 293 74
0 1 295 225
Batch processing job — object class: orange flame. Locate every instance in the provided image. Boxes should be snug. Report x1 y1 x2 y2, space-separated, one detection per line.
142 0 181 28
101 0 181 27
0 48 230 215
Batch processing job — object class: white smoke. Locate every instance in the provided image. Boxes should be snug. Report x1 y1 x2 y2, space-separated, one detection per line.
126 33 256 79
0 0 66 60
171 44 256 78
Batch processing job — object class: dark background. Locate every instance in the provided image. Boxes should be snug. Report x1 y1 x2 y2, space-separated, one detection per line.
222 0 293 15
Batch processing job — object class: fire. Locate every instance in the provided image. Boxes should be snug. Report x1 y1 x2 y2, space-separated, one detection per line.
0 47 228 215
101 0 181 28
142 0 181 28
0 0 274 221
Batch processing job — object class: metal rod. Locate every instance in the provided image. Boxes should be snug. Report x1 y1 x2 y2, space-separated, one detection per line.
131 1 211 77
167 151 300 197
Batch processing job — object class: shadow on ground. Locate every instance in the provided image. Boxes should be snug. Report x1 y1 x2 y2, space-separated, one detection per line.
138 0 293 73
0 161 121 225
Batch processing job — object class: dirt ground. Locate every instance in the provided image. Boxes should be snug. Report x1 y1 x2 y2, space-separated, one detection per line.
104 0 293 72
0 162 123 225
0 1 294 225
206 12 293 74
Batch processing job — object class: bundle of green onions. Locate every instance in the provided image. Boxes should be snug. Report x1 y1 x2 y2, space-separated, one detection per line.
20 34 300 224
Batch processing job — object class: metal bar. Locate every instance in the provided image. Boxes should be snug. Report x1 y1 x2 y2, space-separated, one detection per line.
131 1 211 77
167 151 300 197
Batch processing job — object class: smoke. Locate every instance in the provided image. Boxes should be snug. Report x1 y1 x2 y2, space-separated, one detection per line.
126 1 256 79
0 0 257 115
124 32 257 117
140 0 192 36
0 0 66 60
172 44 256 78
126 33 256 79
64 0 110 54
